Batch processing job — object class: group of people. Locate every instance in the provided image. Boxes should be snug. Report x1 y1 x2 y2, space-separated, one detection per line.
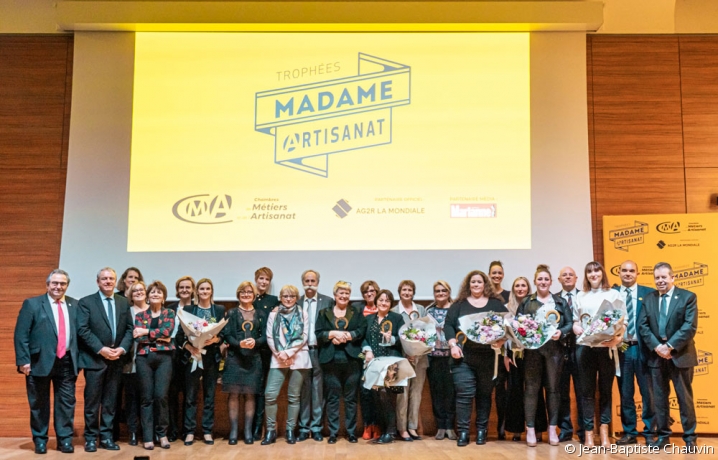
13 260 699 454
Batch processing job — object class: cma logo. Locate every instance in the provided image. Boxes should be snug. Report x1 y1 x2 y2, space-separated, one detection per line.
610 265 621 277
172 194 233 224
656 221 680 234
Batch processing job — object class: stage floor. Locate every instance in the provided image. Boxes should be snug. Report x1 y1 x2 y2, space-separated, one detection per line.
1 436 716 459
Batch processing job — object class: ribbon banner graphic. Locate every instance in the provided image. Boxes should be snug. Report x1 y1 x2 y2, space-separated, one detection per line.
255 53 411 177
608 220 649 251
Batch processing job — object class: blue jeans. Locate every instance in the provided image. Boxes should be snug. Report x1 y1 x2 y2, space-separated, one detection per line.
618 344 655 437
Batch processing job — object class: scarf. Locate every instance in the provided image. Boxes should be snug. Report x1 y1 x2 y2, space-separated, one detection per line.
273 304 304 352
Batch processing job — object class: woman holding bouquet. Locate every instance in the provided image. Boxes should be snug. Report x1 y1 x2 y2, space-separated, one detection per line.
263 285 310 445
353 280 381 440
426 280 457 441
517 265 573 447
362 289 404 444
133 281 175 450
177 278 225 446
444 270 508 446
573 261 624 447
315 281 367 443
223 281 267 445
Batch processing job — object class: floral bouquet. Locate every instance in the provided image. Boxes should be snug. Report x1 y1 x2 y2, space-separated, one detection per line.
363 356 416 390
178 309 228 371
459 311 510 378
398 317 438 357
505 313 556 354
576 299 626 348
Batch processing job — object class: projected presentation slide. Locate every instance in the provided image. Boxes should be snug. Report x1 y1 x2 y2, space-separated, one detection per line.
128 32 531 251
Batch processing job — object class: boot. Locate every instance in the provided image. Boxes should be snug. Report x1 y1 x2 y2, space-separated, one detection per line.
446 429 458 440
261 430 277 445
457 431 470 447
549 425 560 446
476 430 487 445
600 424 611 448
435 429 446 440
362 425 373 440
584 431 595 448
526 427 537 447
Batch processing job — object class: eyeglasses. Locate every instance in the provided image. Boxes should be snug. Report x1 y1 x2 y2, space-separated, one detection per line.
239 290 255 296
434 288 448 293
281 294 297 299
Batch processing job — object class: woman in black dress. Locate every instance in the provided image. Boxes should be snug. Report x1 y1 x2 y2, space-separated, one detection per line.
445 270 508 447
488 261 509 440
361 289 404 444
223 281 267 445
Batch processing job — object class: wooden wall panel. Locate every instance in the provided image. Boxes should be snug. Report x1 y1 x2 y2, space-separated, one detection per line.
590 36 684 170
680 36 718 168
686 168 718 213
0 35 73 437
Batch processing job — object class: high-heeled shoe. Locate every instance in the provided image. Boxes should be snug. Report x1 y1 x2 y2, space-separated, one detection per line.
446 429 458 440
600 424 611 448
203 435 214 445
184 434 194 446
160 437 171 450
244 427 254 445
261 430 277 445
549 425 560 446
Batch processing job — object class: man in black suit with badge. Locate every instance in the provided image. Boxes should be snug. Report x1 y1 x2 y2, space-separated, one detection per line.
14 269 79 454
77 267 133 452
638 262 698 450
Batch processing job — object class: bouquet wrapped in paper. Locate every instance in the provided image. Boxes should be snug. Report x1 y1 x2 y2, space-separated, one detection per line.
177 309 228 371
576 299 626 347
363 356 416 390
505 313 557 354
459 311 510 378
398 317 438 357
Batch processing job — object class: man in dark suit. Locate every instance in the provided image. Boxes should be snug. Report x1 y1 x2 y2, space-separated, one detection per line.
614 260 656 445
556 266 585 443
638 262 698 449
77 267 133 452
14 269 79 454
297 269 334 442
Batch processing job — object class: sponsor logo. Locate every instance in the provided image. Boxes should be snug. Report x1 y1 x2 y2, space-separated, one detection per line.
696 350 713 376
656 221 681 234
255 53 411 178
657 240 666 249
608 221 649 252
674 262 709 289
610 265 621 277
172 194 233 224
450 203 497 218
332 199 352 218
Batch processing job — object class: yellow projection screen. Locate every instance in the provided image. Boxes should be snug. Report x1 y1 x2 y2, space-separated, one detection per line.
128 32 530 252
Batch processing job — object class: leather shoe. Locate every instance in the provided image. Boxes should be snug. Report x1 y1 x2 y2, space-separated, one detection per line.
457 431 470 447
408 431 422 440
143 443 154 451
244 437 253 445
373 433 394 444
184 435 194 446
58 441 74 454
348 434 358 443
616 434 638 445
513 433 522 442
286 430 296 444
261 430 277 445
203 435 214 445
686 440 697 451
312 432 323 442
84 440 97 452
128 432 138 446
476 430 487 445
498 431 506 441
297 432 310 442
649 436 670 448
99 439 120 450
435 429 446 440
34 442 47 454
398 435 413 442
328 435 337 444
228 438 238 445
559 433 573 442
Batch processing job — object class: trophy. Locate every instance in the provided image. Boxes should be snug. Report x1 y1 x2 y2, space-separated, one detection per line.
334 317 348 331
435 324 448 350
545 309 562 328
409 311 420 321
580 313 592 330
241 320 254 340
380 320 392 347
455 331 468 349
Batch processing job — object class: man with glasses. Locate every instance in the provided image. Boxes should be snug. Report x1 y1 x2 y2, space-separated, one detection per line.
297 270 334 442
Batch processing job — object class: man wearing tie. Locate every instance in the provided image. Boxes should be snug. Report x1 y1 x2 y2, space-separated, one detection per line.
556 266 585 444
297 269 334 442
77 267 133 452
614 260 656 445
14 270 79 454
638 262 698 450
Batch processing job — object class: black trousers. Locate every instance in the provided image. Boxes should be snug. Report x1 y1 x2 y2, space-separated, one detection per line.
26 355 77 444
523 341 564 427
372 388 397 435
83 360 123 441
452 357 495 432
137 352 173 442
558 344 585 440
322 359 361 436
494 359 508 434
122 372 141 434
252 350 272 436
427 356 456 430
360 387 376 427
184 353 219 435
651 361 696 442
167 348 186 438
576 345 614 430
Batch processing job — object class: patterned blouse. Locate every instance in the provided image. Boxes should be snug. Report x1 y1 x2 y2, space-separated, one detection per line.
135 308 176 355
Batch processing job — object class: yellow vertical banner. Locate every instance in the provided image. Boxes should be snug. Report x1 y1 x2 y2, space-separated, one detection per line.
604 213 717 434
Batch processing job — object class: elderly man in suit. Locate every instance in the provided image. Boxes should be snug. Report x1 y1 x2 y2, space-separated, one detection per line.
77 267 133 452
14 269 79 454
638 262 698 450
297 269 334 442
614 260 656 445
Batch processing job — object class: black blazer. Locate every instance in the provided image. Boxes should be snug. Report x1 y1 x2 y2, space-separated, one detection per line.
14 294 80 377
315 305 367 363
176 304 226 364
362 311 403 357
518 293 573 340
77 292 133 370
224 307 267 358
638 286 698 368
613 284 655 364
